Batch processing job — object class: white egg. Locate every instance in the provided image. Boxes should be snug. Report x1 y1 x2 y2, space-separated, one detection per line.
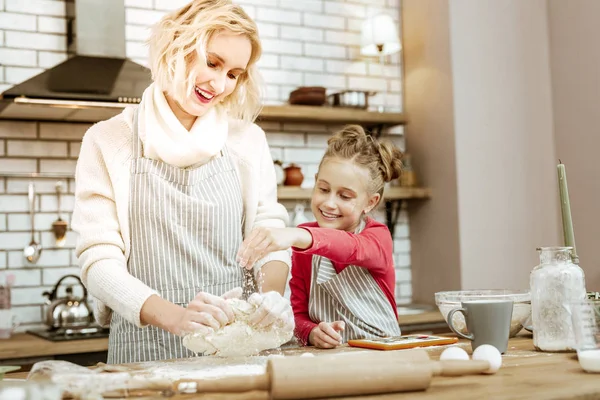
300 352 316 357
440 346 470 361
472 344 502 374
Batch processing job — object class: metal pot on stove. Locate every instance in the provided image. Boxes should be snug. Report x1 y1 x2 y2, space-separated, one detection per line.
43 274 94 330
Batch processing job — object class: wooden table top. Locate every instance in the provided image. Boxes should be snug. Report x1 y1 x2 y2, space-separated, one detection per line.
6 334 599 399
0 333 109 361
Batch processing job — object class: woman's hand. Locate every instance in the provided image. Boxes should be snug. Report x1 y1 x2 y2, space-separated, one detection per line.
247 291 294 334
237 227 312 270
170 288 241 337
308 321 345 349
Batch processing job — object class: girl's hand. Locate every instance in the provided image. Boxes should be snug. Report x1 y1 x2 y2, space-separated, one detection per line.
308 321 346 349
237 227 312 270
171 289 241 337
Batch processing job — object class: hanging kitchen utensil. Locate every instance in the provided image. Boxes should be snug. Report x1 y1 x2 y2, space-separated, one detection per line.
23 182 42 264
51 181 68 247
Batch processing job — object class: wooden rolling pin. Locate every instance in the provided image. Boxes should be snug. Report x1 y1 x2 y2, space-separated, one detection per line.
171 349 492 399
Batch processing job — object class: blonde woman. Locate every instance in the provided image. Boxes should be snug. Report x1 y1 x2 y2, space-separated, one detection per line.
72 0 292 363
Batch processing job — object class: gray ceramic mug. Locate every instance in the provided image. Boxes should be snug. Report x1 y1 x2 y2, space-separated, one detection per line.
447 300 514 353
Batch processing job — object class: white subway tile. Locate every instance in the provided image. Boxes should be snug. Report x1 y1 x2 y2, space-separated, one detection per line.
238 0 276 5
6 0 66 16
389 79 401 92
346 17 363 32
279 85 298 102
324 2 365 17
263 85 279 101
39 159 77 175
256 54 279 69
393 238 411 253
260 69 303 86
0 159 37 174
348 76 387 92
395 267 411 283
270 147 283 162
326 60 366 75
0 48 37 67
261 38 302 55
303 72 346 89
303 43 346 59
280 56 324 73
282 123 327 133
40 193 73 212
39 122 90 140
348 0 387 5
239 4 256 19
0 31 4 46
37 51 68 68
126 41 148 59
367 62 401 78
398 282 412 298
5 31 66 51
8 213 59 232
0 0 4 11
0 12 37 31
10 286 50 306
387 0 400 7
265 132 305 147
369 92 402 111
256 7 301 25
280 26 323 42
4 67 44 85
37 16 66 34
393 223 409 239
278 0 323 12
0 252 6 268
0 195 29 213
126 25 150 42
125 0 153 8
283 148 325 163
131 56 149 68
6 178 70 194
41 230 77 249
0 232 31 250
256 22 278 38
0 216 5 232
126 8 164 26
383 124 404 136
69 142 81 158
325 30 360 46
9 248 71 268
43 266 81 285
0 84 10 93
153 0 190 10
10 268 42 287
7 140 67 158
302 12 344 30
306 133 330 147
11 305 42 324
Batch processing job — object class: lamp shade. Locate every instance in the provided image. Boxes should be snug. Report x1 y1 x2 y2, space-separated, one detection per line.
360 14 401 56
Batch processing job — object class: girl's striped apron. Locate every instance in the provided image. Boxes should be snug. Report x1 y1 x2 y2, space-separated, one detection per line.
308 222 401 342
107 110 244 364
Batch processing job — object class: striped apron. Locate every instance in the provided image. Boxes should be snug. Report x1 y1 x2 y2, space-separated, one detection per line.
308 222 401 342
107 110 244 364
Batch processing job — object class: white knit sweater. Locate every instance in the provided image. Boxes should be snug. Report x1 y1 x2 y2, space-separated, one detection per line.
72 106 291 328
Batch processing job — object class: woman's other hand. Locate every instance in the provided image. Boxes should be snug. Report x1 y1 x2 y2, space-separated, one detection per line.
237 227 312 270
308 321 345 349
247 291 294 334
170 290 240 336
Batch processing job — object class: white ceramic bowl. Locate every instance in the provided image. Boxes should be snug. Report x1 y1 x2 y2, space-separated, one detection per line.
435 289 531 338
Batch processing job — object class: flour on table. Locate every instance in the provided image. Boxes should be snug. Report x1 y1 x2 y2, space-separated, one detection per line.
182 298 292 357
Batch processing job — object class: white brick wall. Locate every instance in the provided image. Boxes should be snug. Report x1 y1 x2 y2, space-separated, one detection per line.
0 0 410 332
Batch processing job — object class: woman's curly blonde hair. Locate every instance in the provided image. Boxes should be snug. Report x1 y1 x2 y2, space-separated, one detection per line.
148 0 262 123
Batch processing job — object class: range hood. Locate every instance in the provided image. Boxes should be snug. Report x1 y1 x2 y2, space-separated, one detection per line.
0 0 152 122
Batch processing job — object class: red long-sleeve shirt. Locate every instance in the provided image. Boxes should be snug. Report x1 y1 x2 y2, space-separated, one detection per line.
289 217 398 345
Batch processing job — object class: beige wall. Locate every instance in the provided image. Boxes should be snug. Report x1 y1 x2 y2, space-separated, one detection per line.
403 0 562 303
548 0 600 290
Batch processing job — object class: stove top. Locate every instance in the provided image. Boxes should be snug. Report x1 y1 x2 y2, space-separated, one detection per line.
27 326 110 342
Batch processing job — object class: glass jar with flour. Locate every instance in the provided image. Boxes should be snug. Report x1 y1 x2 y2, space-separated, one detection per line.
530 247 586 352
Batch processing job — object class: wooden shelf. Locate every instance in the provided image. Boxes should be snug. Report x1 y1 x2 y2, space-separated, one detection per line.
277 186 431 201
259 105 407 126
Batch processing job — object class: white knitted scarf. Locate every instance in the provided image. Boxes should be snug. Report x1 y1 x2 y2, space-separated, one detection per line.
137 83 228 168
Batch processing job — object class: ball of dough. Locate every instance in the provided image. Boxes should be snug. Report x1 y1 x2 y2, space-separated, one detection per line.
439 346 469 361
300 352 315 357
472 344 502 374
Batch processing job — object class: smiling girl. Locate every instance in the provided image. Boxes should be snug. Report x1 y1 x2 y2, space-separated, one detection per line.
237 125 404 348
72 0 293 364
